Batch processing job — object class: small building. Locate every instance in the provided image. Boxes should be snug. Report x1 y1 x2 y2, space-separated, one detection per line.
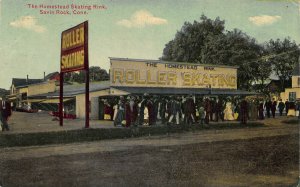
280 60 300 101
0 88 10 99
8 72 60 109
27 81 113 119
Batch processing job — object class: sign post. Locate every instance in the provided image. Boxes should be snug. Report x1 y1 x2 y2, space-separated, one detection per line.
60 21 89 128
59 72 64 126
84 22 89 128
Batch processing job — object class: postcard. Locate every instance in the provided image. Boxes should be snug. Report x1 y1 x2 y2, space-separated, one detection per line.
0 0 299 186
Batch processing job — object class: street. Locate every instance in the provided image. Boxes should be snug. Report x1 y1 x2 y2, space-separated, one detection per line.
0 121 298 187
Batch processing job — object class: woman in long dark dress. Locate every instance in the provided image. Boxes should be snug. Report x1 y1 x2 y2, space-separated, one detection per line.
258 101 264 120
114 97 125 126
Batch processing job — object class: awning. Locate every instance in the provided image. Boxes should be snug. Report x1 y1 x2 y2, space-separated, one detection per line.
211 90 259 95
22 99 45 103
7 94 17 100
40 98 74 104
112 86 210 95
8 97 17 101
112 86 258 96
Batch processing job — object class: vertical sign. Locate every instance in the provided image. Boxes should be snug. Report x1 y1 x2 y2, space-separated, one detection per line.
60 21 89 128
61 21 88 72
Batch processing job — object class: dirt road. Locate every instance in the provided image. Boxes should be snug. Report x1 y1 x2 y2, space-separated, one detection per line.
0 124 298 187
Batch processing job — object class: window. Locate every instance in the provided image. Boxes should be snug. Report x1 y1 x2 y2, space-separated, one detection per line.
289 92 296 102
21 93 27 100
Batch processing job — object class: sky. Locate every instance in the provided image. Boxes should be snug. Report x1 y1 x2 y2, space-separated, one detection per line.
0 0 299 89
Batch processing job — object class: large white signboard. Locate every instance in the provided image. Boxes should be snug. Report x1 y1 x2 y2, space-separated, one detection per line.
110 58 237 89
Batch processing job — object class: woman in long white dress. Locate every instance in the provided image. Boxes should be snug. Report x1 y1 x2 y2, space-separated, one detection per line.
287 101 296 116
143 106 149 125
224 102 235 121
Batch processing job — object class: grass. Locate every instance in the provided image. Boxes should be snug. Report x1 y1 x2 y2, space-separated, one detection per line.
0 122 264 148
281 119 299 125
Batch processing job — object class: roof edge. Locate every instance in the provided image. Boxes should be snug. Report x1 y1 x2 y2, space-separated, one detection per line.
109 57 239 69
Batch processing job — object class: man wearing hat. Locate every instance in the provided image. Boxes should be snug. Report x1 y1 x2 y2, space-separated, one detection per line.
0 96 12 131
146 95 155 126
240 99 248 124
271 98 277 118
184 95 196 125
204 98 211 124
278 99 285 116
125 95 138 127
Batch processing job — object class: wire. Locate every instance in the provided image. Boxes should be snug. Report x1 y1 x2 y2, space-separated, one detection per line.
260 49 299 61
242 48 300 64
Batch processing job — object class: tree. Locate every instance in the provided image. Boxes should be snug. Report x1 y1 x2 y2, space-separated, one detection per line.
163 17 264 90
162 15 225 62
200 29 264 89
266 38 300 91
251 58 272 93
162 15 300 91
64 66 109 83
73 71 85 83
89 66 109 81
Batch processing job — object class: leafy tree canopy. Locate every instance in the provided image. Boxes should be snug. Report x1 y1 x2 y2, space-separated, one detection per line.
64 66 109 83
162 14 299 91
162 15 225 63
265 38 300 91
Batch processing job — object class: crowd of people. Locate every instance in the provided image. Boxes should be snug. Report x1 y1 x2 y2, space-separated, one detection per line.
102 94 300 128
0 94 299 130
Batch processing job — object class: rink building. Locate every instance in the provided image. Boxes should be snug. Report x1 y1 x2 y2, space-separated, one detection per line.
14 58 255 119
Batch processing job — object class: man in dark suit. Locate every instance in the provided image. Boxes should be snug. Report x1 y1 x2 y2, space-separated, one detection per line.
184 95 196 125
240 99 248 124
265 99 272 118
215 99 224 122
278 99 285 116
285 99 290 116
204 98 211 124
271 98 277 118
0 96 12 131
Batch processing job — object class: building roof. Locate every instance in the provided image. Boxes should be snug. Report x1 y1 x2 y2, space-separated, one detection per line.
28 81 111 98
12 78 44 88
112 86 258 96
28 81 257 99
45 72 59 80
